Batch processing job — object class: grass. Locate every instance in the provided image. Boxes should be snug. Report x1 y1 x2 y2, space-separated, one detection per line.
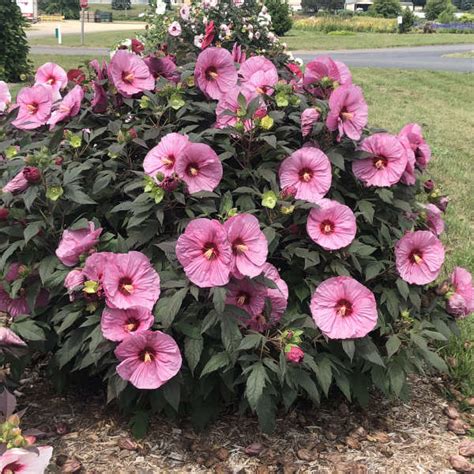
28 29 144 48
88 3 148 21
284 29 474 50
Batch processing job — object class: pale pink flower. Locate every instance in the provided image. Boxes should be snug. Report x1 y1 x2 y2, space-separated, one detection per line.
239 56 278 95
194 34 204 49
102 251 161 311
306 199 357 251
176 218 232 288
143 133 189 180
226 278 266 318
47 85 84 129
101 306 154 342
301 108 320 137
279 147 332 204
12 84 53 130
56 221 102 267
2 169 29 194
115 330 182 390
35 62 67 99
180 5 190 20
168 21 182 37
304 56 352 98
446 267 474 318
399 123 431 169
326 84 368 142
0 327 27 347
223 214 268 278
194 47 238 100
423 203 445 236
353 133 408 187
0 81 11 113
395 231 445 285
310 276 378 339
108 50 155 98
0 446 53 474
175 142 223 194
144 55 180 83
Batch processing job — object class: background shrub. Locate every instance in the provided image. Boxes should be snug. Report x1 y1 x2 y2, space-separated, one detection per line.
39 0 80 19
399 8 416 32
425 0 454 21
265 0 293 36
368 0 402 18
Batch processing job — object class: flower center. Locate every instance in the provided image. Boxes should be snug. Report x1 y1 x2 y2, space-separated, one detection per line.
299 167 313 183
320 219 334 235
205 66 219 81
162 154 175 168
335 299 353 317
2 462 24 474
124 319 139 333
373 157 388 170
26 102 38 114
340 111 353 121
186 163 199 177
122 71 135 84
202 242 219 260
410 250 423 264
236 291 250 306
119 277 134 295
232 238 248 255
140 348 155 363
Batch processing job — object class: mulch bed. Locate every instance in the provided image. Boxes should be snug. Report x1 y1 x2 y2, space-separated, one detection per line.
17 371 473 473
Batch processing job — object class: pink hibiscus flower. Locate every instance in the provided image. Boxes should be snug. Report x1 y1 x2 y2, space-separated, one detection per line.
47 85 84 129
143 133 189 180
0 446 53 474
310 276 378 339
353 133 408 187
194 47 238 100
56 221 102 267
232 43 246 64
0 81 11 113
446 267 474 318
64 268 84 300
395 230 445 285
168 21 182 37
2 169 30 194
175 142 223 194
12 84 53 130
306 199 357 251
83 252 112 284
101 306 154 342
35 62 67 100
223 214 268 278
144 55 180 83
115 330 182 390
108 50 155 98
91 81 107 114
102 251 161 311
226 278 267 318
301 108 320 137
304 56 352 98
423 203 445 236
0 327 27 347
279 147 332 204
326 84 368 142
176 218 232 288
259 262 289 329
398 135 417 186
399 123 431 169
239 56 278 95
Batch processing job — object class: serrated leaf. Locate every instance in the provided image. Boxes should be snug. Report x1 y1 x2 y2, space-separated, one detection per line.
342 340 355 361
386 335 401 358
184 336 203 374
23 221 43 244
154 288 188 328
200 352 230 377
396 278 409 300
162 377 180 412
245 362 268 410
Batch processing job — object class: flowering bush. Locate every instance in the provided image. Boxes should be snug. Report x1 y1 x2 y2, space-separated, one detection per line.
0 13 472 434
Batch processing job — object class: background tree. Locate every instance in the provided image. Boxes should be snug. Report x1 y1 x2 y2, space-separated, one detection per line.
399 7 415 32
39 0 79 19
425 0 454 20
112 0 132 10
412 0 427 8
369 0 402 17
0 0 31 82
265 0 293 36
301 0 344 12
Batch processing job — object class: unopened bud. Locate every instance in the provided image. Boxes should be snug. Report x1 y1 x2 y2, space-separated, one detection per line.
423 179 435 193
23 167 42 184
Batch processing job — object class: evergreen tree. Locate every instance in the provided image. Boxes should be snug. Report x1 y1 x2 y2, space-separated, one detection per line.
265 0 293 36
0 0 31 82
369 0 402 18
425 0 453 20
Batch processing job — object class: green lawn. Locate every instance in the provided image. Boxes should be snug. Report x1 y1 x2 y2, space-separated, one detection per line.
88 3 148 21
284 30 474 50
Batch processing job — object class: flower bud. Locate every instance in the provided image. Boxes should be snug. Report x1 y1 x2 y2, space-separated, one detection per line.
7 415 20 427
423 179 435 193
5 146 19 160
46 186 64 202
160 176 179 192
285 345 304 364
128 128 138 140
446 293 467 318
55 157 64 166
435 196 449 213
23 167 42 184
0 208 9 220
280 205 295 215
260 115 274 130
280 185 296 199
262 190 277 209
12 435 24 447
23 435 36 445
436 280 450 296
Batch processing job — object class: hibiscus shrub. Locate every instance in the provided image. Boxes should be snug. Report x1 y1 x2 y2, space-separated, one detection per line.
0 20 473 434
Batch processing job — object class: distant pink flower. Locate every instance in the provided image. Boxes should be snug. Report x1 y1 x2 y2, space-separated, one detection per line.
301 108 320 137
131 39 144 55
175 142 223 194
64 268 84 296
226 278 266 317
0 446 53 474
90 59 108 80
176 218 232 288
101 306 154 342
168 21 182 37
35 62 67 99
144 55 180 83
2 169 29 194
307 199 357 251
102 251 161 311
398 135 416 186
446 267 474 318
12 84 53 130
143 133 189 180
279 147 332 204
232 43 246 64
115 330 182 390
180 5 190 20
423 203 445 236
326 84 368 142
108 50 155 98
239 56 278 95
310 276 378 339
286 346 304 363
194 47 238 100
56 221 102 267
0 327 26 347
47 85 84 129
303 56 352 98
0 81 11 113
224 214 268 278
399 123 431 169
395 231 445 285
353 133 408 187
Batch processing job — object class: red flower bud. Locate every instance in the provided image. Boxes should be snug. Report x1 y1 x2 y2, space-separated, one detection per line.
67 68 86 85
160 176 179 192
23 167 42 184
55 157 64 166
0 207 9 220
128 128 138 140
423 179 435 193
280 185 296 200
131 39 145 55
285 346 304 364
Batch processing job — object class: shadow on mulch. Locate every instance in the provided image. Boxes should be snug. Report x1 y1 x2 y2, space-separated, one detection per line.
18 370 468 473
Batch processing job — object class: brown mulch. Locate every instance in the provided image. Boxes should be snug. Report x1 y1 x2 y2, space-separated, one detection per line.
16 372 473 473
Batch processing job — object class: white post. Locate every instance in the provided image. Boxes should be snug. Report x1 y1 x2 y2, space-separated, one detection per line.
56 25 62 45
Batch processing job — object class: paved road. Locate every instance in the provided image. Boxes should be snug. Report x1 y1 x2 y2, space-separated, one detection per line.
27 20 145 37
30 43 474 72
